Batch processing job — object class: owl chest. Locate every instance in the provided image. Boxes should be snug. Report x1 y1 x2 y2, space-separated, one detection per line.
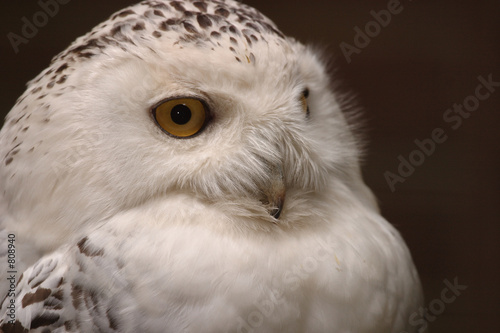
115 221 406 332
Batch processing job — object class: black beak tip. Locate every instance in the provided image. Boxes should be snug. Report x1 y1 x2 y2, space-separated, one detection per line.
270 206 282 220
269 195 284 220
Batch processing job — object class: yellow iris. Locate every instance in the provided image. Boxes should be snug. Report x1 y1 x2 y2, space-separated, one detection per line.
153 98 207 138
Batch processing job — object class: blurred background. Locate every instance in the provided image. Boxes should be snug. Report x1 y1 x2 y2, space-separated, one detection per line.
1 1 498 331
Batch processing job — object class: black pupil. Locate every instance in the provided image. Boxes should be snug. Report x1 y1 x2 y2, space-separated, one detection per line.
171 104 192 125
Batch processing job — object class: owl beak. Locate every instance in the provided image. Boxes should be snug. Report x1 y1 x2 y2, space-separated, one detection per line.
261 164 286 220
268 190 285 219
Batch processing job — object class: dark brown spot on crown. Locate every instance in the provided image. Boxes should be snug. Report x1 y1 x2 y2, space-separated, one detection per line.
159 21 170 31
193 1 208 12
15 114 25 123
111 26 123 36
22 288 52 308
15 95 27 106
229 25 240 35
82 38 101 51
215 7 230 18
170 1 186 12
235 14 245 23
151 3 169 10
206 13 222 24
153 31 162 38
114 9 135 19
197 14 212 29
153 9 165 17
57 75 68 84
261 21 285 39
47 81 55 89
78 52 94 59
230 37 238 46
183 22 198 34
6 143 21 156
5 157 13 166
166 18 178 25
132 22 145 31
210 31 221 38
56 63 68 73
245 22 260 33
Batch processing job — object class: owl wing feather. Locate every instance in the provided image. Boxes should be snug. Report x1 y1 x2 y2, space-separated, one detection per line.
0 237 126 333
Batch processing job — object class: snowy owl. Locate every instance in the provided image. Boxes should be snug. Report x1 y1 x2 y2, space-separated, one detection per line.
0 0 423 332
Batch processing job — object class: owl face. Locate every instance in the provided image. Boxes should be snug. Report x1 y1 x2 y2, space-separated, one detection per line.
0 0 363 248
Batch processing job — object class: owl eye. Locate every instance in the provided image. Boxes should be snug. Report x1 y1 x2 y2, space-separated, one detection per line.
152 98 208 138
300 89 310 117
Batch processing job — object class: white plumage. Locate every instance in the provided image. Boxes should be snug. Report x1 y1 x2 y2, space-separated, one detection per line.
0 1 423 332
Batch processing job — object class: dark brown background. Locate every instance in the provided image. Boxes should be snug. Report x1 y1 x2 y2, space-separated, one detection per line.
1 1 498 332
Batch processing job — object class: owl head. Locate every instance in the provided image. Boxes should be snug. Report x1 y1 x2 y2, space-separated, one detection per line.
0 0 375 252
